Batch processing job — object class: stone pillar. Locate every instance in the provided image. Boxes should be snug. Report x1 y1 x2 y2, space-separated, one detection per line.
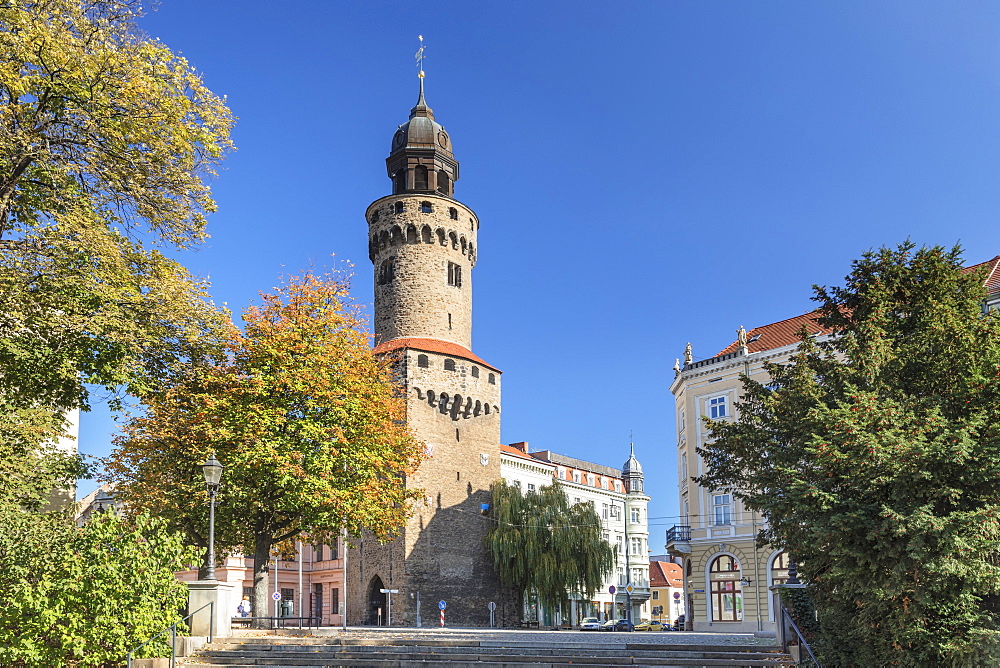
187 581 235 639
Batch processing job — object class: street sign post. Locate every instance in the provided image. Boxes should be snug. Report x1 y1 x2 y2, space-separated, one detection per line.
488 601 497 627
439 600 447 627
379 588 399 626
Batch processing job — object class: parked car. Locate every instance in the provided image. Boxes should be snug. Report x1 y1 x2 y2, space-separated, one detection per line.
601 618 633 632
633 620 664 632
579 617 602 631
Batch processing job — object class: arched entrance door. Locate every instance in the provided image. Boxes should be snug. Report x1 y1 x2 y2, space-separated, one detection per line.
367 575 387 625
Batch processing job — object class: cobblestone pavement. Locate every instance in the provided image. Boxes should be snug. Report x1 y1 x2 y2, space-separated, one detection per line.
240 626 778 647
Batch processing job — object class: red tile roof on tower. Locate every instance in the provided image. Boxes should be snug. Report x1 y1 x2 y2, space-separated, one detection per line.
373 337 501 372
650 561 683 588
715 255 1000 358
716 311 834 357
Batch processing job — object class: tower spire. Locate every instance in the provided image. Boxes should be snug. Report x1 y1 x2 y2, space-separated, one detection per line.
411 35 432 118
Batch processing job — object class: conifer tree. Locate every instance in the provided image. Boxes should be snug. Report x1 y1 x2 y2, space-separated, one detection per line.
698 242 1000 666
487 480 614 623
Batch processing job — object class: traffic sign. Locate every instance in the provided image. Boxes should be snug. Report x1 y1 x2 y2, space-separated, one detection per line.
488 601 497 611
608 585 616 595
380 588 399 594
438 600 447 610
625 584 634 594
673 592 681 600
272 592 281 601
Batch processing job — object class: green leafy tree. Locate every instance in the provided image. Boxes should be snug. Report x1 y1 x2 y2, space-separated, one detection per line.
0 0 234 413
0 511 198 667
698 242 1000 666
486 479 614 623
104 271 425 626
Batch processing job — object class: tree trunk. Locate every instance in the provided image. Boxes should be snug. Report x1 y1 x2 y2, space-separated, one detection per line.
251 533 272 630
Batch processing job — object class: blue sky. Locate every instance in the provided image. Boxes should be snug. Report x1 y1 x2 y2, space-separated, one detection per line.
79 1 1000 542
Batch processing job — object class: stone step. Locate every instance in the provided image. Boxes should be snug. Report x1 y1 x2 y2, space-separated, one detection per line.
180 634 794 668
198 645 788 660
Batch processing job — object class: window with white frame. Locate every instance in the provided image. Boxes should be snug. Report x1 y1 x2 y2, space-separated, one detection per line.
511 480 521 490
602 503 609 519
708 395 728 419
610 505 620 519
527 483 536 493
713 494 732 525
557 467 566 480
679 409 686 433
572 471 581 483
587 473 595 485
602 531 610 544
630 537 642 555
616 535 624 554
630 507 641 523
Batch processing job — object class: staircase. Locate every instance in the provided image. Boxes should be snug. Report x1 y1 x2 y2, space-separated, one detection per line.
179 632 795 667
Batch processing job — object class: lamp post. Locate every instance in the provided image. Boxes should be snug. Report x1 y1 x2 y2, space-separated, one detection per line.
201 454 224 581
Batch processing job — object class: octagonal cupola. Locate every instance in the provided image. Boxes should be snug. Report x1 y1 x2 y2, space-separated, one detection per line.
386 79 459 197
622 444 644 494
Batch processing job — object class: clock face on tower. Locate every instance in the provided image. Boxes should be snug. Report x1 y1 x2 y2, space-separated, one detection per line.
437 131 449 148
393 130 405 148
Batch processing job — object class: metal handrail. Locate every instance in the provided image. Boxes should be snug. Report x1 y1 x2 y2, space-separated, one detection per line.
126 601 213 668
780 605 821 667
230 615 320 629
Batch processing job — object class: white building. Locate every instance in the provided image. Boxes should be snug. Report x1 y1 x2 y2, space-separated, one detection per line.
499 442 651 626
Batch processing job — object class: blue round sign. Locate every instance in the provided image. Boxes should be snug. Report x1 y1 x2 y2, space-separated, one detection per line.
438 600 447 610
271 592 281 601
608 585 616 595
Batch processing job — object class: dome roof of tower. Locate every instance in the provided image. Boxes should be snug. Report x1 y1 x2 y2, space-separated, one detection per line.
622 447 643 476
389 84 453 155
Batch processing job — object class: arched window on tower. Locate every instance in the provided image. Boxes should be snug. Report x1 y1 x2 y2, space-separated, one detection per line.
421 225 432 243
436 228 446 246
449 207 458 221
394 171 406 193
444 359 456 371
417 354 429 368
377 258 395 285
421 201 432 213
471 366 479 378
406 224 418 243
394 201 404 214
437 170 450 195
488 373 496 385
449 232 458 250
414 166 428 190
390 226 403 246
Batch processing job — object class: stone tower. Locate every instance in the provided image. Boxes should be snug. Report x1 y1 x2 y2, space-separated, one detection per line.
348 77 504 626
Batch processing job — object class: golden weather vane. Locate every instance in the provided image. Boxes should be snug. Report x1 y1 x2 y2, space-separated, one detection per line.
415 35 426 79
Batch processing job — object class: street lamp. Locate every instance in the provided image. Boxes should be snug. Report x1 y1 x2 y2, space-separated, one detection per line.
201 454 224 581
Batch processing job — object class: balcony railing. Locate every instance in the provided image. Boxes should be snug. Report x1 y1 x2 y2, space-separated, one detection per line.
665 525 692 544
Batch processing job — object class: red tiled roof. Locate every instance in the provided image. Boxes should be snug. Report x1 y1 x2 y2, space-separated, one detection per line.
373 337 501 372
964 255 1000 292
716 311 834 356
500 444 546 463
650 561 683 588
715 255 1000 358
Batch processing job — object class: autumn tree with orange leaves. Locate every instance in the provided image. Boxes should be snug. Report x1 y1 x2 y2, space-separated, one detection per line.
104 271 423 624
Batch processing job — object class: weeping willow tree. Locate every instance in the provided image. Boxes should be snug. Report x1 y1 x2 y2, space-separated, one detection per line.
486 479 614 621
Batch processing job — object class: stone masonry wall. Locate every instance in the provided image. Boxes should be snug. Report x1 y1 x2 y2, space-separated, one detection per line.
348 348 503 627
367 194 479 349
